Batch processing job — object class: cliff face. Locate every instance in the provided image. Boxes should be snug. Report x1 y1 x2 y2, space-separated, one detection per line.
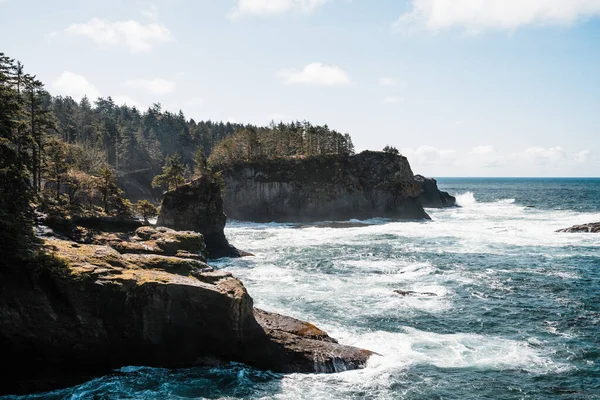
414 175 456 208
156 175 244 259
0 238 372 395
220 151 429 222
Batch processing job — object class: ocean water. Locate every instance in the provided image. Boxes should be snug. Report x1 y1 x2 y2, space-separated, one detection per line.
8 178 600 399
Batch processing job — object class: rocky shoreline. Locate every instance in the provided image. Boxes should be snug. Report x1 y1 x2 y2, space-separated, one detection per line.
0 229 372 395
0 152 457 396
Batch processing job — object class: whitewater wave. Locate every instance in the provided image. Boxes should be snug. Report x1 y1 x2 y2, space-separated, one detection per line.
454 192 476 207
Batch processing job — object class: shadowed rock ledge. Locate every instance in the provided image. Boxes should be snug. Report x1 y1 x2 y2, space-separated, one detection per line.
0 238 371 395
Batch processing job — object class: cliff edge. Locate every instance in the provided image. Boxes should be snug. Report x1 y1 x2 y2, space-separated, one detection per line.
219 151 430 222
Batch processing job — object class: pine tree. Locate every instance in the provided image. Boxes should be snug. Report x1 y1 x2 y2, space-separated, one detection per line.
152 154 186 191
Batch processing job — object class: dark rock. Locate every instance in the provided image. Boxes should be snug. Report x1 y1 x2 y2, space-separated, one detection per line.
394 289 438 297
117 167 163 203
220 151 430 222
247 309 373 373
0 239 372 395
72 216 143 232
556 222 600 233
157 176 247 259
414 175 456 208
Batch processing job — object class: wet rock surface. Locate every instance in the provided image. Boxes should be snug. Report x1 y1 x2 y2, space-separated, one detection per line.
414 175 456 208
556 222 600 233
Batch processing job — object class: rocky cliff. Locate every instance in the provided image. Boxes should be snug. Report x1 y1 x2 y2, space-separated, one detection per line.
156 175 245 259
0 237 372 395
219 151 430 222
414 175 456 208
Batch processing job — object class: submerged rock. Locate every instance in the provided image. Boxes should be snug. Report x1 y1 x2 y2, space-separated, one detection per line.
0 239 371 395
556 222 600 233
157 175 249 259
394 289 438 297
414 175 456 208
220 151 430 222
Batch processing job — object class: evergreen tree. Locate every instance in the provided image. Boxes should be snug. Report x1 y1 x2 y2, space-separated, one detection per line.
152 154 186 191
135 200 158 224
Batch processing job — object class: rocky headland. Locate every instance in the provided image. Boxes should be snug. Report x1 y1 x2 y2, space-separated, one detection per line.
218 151 448 222
0 231 372 395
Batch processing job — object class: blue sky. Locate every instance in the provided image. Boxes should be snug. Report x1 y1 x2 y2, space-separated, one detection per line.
1 0 599 177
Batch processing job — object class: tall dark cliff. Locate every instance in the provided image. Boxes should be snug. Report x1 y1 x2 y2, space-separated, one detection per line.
219 151 430 222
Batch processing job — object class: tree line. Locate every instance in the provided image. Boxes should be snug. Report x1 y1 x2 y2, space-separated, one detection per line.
0 51 358 246
207 121 355 168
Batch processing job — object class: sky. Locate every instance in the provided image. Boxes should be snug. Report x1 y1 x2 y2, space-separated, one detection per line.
1 0 599 177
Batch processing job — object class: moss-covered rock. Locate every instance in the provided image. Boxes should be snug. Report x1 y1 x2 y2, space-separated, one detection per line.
0 239 373 395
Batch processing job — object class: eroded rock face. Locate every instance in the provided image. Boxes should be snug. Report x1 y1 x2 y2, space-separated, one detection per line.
156 176 246 259
556 222 600 233
248 309 373 373
0 239 371 395
414 175 456 208
220 151 430 222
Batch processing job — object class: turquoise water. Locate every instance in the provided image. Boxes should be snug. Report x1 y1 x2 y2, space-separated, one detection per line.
7 178 600 399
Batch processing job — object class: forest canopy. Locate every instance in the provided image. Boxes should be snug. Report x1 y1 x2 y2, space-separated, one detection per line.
0 51 358 249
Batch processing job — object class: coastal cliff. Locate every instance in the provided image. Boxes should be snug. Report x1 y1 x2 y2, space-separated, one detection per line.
219 151 430 222
0 236 372 395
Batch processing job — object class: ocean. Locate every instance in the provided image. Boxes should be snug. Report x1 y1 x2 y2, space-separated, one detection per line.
8 178 600 399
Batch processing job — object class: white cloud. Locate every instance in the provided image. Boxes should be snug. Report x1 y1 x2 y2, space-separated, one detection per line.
277 62 350 86
379 77 397 86
142 5 159 20
511 146 567 165
384 96 403 103
112 95 143 109
124 78 175 94
65 17 173 53
574 150 591 163
229 0 327 18
470 145 495 154
395 0 600 33
52 71 100 101
468 145 502 167
401 145 458 166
